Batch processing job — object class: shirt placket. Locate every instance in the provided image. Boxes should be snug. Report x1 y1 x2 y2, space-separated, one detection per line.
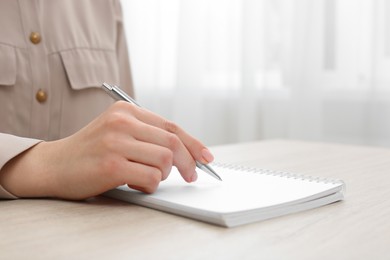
18 0 51 140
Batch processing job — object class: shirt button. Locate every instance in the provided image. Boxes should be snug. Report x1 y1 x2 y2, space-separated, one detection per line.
36 89 48 103
30 32 41 44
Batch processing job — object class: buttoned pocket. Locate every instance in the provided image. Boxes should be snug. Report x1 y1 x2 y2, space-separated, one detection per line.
60 48 120 90
0 44 17 86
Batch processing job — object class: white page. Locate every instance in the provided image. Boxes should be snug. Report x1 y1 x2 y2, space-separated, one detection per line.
116 164 343 214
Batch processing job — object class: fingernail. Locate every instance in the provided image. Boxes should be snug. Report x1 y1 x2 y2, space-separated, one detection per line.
191 171 198 182
201 148 214 163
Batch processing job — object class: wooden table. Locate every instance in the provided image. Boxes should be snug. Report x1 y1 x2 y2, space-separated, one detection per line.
1 140 389 259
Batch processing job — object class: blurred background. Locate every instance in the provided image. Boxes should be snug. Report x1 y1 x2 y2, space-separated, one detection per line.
121 0 390 147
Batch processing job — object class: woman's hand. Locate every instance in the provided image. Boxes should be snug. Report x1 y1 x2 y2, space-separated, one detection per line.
0 101 214 200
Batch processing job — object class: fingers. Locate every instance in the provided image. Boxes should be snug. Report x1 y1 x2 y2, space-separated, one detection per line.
130 122 197 182
108 101 214 184
116 139 172 181
134 107 212 163
115 160 163 194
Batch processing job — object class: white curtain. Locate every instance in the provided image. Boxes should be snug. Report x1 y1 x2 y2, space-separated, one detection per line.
121 0 390 147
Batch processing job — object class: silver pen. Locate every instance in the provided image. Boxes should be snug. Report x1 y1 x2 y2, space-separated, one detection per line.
101 82 222 181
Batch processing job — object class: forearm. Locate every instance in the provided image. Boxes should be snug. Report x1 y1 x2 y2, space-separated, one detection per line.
0 142 57 198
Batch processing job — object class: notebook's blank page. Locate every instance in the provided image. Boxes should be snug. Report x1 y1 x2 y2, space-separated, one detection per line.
116 164 343 214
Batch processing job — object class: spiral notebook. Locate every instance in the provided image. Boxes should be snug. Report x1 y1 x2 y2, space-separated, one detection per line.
103 162 345 227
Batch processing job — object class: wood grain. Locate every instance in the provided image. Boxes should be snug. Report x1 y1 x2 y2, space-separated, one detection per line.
1 140 389 259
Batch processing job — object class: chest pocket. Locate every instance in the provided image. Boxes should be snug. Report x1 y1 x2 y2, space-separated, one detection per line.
55 48 119 138
0 44 17 86
60 48 120 90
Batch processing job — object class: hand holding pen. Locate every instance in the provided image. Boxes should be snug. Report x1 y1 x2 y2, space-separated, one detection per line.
0 83 220 200
102 82 222 182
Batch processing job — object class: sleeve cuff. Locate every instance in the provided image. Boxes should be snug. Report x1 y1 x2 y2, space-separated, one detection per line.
0 185 17 199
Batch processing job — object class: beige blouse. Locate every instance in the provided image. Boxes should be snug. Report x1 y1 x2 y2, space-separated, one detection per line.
0 0 134 198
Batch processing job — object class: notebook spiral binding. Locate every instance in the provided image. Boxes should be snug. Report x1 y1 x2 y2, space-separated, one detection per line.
211 162 345 186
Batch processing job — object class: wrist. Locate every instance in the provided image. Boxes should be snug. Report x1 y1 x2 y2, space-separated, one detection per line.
0 141 57 198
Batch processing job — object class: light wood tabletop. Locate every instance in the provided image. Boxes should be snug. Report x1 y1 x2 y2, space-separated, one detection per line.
1 140 389 259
